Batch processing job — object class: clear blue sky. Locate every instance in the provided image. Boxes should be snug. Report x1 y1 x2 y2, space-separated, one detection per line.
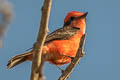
0 0 117 80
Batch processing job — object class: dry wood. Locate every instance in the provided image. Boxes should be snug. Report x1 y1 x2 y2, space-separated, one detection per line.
30 0 52 80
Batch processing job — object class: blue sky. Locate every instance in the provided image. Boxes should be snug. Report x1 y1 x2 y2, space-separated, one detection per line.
0 0 117 80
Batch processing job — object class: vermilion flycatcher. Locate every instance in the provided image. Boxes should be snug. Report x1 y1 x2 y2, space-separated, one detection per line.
7 11 88 69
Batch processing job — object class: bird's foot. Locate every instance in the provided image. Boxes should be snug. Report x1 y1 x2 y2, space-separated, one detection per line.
56 65 64 73
61 54 84 65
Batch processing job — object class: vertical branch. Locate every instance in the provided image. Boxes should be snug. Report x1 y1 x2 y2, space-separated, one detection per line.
58 34 86 80
30 0 52 80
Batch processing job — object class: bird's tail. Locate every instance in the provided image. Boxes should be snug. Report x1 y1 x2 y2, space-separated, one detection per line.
7 51 33 70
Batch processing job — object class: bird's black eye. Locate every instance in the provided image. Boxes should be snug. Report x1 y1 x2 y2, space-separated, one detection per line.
63 16 75 27
70 16 75 20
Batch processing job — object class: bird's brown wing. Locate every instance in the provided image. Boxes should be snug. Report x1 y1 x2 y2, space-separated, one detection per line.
45 26 80 44
25 26 80 51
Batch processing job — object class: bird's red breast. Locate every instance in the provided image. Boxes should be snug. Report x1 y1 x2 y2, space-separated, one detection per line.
43 32 83 65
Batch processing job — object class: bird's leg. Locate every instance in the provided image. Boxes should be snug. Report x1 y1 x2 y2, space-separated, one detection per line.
56 65 64 73
56 65 70 79
66 56 74 61
67 56 81 66
61 55 82 66
51 59 64 73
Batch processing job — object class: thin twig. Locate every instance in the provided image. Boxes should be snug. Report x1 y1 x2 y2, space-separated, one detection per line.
30 0 52 80
58 34 86 80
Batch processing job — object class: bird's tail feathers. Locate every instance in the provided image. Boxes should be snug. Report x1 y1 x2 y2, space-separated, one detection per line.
7 51 33 70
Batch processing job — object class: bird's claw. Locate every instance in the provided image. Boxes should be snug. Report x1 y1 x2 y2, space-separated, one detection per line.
56 65 65 73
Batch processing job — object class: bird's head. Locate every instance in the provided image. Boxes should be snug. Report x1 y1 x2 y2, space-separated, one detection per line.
64 11 88 34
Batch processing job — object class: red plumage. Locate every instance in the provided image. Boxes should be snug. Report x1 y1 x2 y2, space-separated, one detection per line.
7 11 87 69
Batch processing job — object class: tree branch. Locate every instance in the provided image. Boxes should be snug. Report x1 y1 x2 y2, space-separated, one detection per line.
30 0 52 80
58 34 86 80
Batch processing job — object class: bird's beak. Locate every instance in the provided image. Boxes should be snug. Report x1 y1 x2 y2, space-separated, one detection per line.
76 12 88 19
82 12 88 18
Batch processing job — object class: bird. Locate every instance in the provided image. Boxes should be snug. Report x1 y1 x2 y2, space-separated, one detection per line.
7 11 88 70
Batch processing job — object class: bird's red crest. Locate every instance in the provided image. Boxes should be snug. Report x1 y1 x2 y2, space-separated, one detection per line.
64 11 84 23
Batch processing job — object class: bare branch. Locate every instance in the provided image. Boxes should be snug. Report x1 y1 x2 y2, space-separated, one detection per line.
30 0 52 80
58 34 86 80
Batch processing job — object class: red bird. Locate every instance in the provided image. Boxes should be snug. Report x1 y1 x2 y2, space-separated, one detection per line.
7 11 88 69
